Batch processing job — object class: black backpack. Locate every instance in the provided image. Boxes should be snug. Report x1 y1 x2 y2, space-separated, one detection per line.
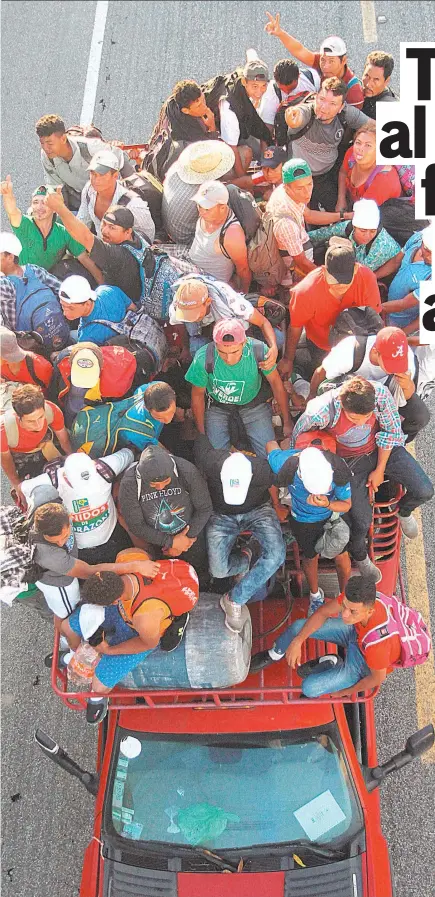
118 171 164 231
329 307 384 348
142 133 187 182
379 199 430 248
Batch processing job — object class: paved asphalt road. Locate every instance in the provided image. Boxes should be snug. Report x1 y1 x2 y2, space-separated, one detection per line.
1 3 434 896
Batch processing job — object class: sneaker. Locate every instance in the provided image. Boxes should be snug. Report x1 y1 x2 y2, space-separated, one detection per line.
220 594 249 634
297 654 341 680
249 650 275 673
308 587 325 616
398 513 419 540
356 556 382 583
86 697 109 726
44 650 70 670
160 613 190 653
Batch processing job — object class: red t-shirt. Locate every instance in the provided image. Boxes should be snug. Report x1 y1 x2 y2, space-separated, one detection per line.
337 593 401 671
313 55 364 108
0 353 53 391
328 409 378 458
289 264 381 350
0 401 64 454
342 148 402 206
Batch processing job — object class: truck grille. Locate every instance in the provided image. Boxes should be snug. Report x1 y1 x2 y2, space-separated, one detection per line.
104 859 177 897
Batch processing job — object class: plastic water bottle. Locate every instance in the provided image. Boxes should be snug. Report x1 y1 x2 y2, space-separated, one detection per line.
67 642 100 691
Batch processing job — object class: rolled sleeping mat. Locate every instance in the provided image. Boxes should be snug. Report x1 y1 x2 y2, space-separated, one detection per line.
120 592 252 690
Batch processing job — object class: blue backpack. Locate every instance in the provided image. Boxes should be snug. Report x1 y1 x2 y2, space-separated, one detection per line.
70 385 160 458
9 266 70 353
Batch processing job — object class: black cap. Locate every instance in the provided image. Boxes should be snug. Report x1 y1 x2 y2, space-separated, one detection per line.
260 146 287 168
103 204 134 229
137 445 176 486
325 242 356 285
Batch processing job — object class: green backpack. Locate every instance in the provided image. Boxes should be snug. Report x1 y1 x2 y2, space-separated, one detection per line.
70 386 158 459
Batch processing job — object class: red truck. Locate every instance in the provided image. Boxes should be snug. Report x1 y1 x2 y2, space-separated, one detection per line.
36 489 434 897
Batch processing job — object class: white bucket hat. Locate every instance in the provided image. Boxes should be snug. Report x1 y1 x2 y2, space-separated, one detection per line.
177 140 235 185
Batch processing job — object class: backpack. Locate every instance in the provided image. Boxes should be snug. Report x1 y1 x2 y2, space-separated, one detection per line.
142 132 187 182
204 338 264 374
118 171 164 231
2 403 54 449
55 344 137 406
361 592 432 669
85 310 168 375
246 293 288 327
9 268 70 354
394 164 415 199
329 307 384 347
273 71 316 146
71 386 159 458
246 212 287 288
139 249 200 322
379 199 429 248
226 184 262 240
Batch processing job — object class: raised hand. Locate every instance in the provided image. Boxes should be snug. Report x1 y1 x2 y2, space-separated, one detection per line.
265 11 281 35
0 174 14 196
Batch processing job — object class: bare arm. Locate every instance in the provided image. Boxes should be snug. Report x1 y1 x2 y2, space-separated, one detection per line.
46 190 95 252
285 597 342 666
374 252 403 281
54 426 73 455
265 368 292 434
1 448 21 489
67 557 160 580
191 385 206 433
291 251 317 276
304 207 353 226
332 668 387 698
249 308 278 365
335 168 348 212
264 12 316 66
76 252 104 285
229 146 246 178
0 176 22 227
224 225 251 293
381 291 418 315
279 325 303 377
104 610 163 655
309 364 327 400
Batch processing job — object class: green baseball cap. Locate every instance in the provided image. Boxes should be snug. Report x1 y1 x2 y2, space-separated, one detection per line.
282 158 312 184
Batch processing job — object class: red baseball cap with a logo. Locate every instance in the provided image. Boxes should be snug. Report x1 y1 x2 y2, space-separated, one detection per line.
374 327 408 374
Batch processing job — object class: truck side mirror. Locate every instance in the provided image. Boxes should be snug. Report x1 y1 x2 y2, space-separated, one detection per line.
363 724 434 792
34 728 99 797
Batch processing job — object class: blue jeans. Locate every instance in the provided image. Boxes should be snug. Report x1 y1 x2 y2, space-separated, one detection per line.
206 503 286 605
273 617 371 697
205 401 275 458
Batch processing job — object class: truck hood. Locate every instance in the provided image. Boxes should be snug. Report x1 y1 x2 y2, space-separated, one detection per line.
103 855 364 896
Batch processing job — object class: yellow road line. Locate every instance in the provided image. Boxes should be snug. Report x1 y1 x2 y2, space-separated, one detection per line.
360 0 378 43
404 443 435 763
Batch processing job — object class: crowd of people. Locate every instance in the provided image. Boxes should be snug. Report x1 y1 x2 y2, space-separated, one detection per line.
1 12 433 725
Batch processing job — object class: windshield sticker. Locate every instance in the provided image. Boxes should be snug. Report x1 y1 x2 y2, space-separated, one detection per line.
121 808 134 824
123 821 143 840
113 779 125 808
294 790 346 841
120 736 142 759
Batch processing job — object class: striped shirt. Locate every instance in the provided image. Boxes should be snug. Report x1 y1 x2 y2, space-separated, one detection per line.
266 185 308 257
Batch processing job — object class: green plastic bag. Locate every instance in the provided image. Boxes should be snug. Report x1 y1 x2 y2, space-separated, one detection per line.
177 802 240 846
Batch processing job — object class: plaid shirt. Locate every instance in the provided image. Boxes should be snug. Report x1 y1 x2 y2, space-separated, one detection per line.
0 506 31 594
267 185 308 257
292 382 406 451
0 265 61 331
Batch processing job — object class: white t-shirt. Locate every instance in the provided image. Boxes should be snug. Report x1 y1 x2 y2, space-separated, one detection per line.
258 69 321 126
322 335 416 383
56 449 134 549
169 277 254 329
219 98 241 145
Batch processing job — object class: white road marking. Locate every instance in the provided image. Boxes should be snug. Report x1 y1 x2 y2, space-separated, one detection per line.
360 0 378 43
80 0 110 125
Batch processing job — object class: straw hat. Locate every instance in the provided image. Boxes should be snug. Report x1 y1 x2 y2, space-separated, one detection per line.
177 140 235 184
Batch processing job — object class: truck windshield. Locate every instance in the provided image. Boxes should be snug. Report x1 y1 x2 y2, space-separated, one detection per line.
106 726 363 851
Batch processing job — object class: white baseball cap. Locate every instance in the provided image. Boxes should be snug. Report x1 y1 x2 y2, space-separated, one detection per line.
221 453 253 505
59 275 96 304
320 35 347 56
88 149 121 173
192 180 229 209
352 199 380 230
0 232 22 256
298 447 333 495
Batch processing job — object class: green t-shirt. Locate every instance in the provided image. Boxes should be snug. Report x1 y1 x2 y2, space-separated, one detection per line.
12 215 85 269
185 338 275 405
